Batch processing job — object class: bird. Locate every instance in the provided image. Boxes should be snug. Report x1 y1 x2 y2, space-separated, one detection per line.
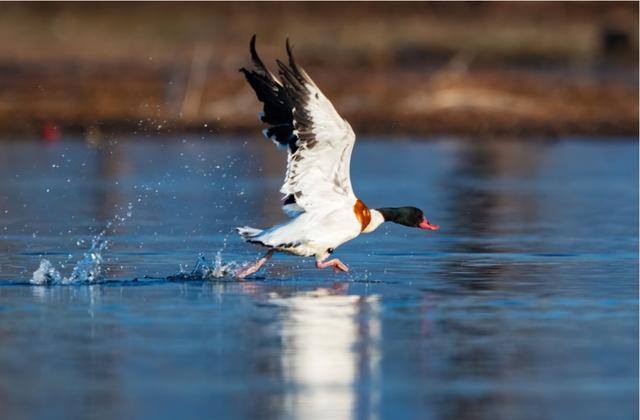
234 35 439 278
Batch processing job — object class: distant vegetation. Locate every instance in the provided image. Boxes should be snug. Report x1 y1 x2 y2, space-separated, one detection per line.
0 2 637 138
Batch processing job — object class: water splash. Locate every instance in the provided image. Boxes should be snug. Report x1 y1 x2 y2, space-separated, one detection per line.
30 203 133 285
27 196 249 284
31 231 109 285
67 234 108 283
31 259 63 285
168 251 240 281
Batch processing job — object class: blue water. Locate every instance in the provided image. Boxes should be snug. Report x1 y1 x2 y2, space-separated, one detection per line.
0 137 637 419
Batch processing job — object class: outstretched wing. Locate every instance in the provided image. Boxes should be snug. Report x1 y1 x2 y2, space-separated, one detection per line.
239 35 296 151
240 36 357 216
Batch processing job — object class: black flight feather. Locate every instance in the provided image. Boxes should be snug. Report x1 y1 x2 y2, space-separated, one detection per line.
240 36 322 211
239 35 297 152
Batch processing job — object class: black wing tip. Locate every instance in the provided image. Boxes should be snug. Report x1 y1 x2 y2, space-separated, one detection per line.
275 59 294 84
285 38 297 68
275 58 286 70
245 35 298 76
249 34 257 56
248 33 270 74
275 59 289 78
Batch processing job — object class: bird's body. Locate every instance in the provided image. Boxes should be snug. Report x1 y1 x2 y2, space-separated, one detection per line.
239 197 384 262
234 36 438 278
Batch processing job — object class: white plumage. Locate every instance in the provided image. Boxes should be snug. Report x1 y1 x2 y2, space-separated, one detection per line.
235 36 438 278
238 36 365 263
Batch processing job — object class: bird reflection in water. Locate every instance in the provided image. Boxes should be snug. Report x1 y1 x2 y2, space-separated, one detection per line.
268 282 382 419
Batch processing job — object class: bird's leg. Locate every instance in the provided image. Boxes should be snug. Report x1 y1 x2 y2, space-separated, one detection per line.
316 258 349 273
235 249 275 279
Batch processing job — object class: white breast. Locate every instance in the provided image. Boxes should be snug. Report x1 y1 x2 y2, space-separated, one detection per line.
362 209 385 234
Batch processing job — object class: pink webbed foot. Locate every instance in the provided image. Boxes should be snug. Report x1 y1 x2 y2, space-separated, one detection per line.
316 258 349 273
235 250 274 279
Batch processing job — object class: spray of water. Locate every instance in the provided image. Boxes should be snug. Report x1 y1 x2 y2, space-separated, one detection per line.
30 203 133 285
31 259 63 285
169 251 240 281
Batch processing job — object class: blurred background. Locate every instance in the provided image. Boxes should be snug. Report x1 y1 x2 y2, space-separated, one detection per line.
0 1 637 139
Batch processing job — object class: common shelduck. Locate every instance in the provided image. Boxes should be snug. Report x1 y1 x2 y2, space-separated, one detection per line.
235 36 439 278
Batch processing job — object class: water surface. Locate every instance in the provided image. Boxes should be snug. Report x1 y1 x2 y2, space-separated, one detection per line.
0 137 637 419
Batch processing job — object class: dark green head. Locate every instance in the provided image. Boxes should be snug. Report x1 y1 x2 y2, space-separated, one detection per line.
376 206 439 230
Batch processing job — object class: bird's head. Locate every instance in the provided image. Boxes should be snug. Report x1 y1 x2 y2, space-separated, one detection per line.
377 206 439 230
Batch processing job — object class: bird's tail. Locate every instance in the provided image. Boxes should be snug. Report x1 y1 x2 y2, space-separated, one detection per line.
236 226 263 241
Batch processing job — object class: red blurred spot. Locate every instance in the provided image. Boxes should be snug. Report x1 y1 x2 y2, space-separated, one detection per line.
41 122 60 143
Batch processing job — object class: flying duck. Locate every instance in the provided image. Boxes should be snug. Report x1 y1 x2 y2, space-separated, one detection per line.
235 36 439 278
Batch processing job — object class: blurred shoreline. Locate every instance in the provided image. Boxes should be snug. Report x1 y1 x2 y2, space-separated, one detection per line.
0 2 637 139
